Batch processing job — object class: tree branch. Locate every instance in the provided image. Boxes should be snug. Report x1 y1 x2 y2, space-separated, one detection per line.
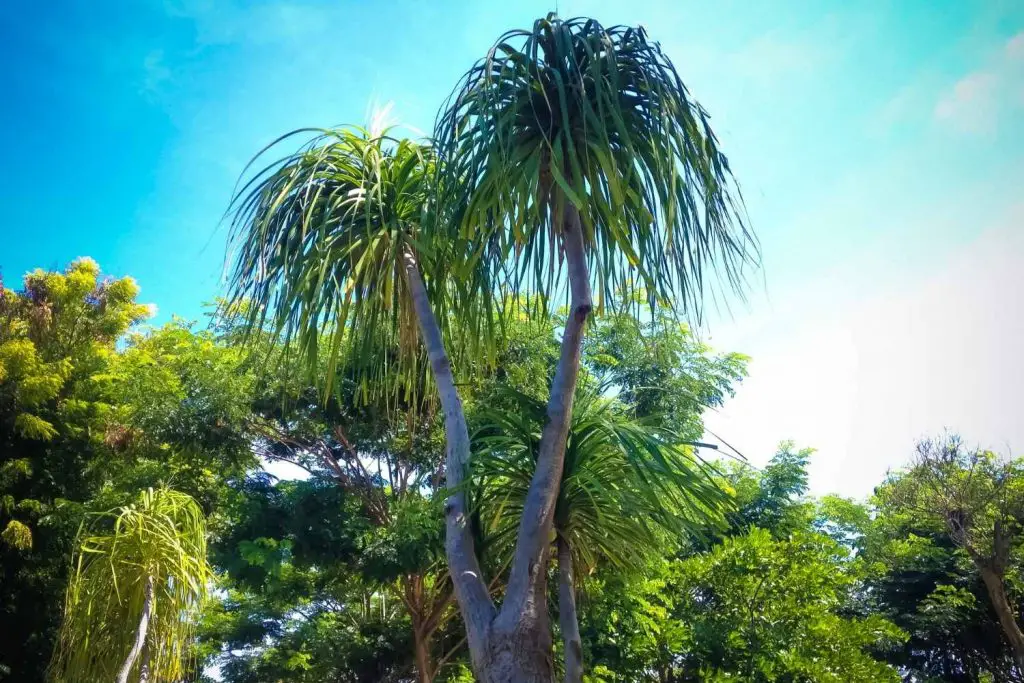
499 199 591 625
402 246 495 663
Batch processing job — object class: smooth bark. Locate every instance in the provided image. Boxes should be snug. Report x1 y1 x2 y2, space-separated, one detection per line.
486 201 592 682
402 246 495 671
407 198 591 682
558 536 583 683
116 573 154 683
413 626 434 683
979 566 1024 671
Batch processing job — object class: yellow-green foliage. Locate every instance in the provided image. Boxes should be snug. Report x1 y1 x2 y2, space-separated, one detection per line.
1 519 33 550
0 258 151 551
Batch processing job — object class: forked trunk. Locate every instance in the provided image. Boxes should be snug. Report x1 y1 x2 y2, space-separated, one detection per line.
404 195 591 682
116 573 154 683
979 566 1024 671
558 536 583 683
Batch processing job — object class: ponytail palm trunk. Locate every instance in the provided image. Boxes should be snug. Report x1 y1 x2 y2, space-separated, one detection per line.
557 537 583 683
227 14 754 682
115 574 154 683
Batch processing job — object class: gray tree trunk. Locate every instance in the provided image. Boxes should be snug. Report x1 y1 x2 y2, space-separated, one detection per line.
116 573 154 683
558 536 583 683
486 200 592 683
402 247 495 671
138 640 152 683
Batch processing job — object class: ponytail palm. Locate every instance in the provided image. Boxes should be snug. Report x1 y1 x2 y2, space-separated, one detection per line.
434 13 756 680
225 13 756 681
436 13 757 315
48 488 210 683
224 128 495 669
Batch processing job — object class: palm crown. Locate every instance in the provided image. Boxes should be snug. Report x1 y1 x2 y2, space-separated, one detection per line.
49 488 210 683
226 128 447 402
436 13 757 316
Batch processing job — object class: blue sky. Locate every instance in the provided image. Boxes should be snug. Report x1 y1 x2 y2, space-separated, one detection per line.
2 0 1022 496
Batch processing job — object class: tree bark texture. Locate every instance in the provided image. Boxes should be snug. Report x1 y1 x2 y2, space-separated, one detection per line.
558 536 583 683
414 625 434 683
116 573 154 683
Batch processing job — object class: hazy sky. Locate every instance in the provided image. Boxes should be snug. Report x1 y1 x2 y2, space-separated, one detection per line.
2 0 1021 498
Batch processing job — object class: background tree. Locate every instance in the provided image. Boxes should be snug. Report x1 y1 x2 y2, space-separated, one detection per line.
0 260 150 678
861 504 1019 681
579 445 905 682
0 261 256 681
49 488 211 683
198 474 420 683
667 527 905 682
873 434 1024 676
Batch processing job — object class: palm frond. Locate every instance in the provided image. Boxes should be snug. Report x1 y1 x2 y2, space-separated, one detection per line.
435 13 759 321
471 385 730 574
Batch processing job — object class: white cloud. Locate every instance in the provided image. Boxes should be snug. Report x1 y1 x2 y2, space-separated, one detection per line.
932 31 1024 134
934 71 1000 133
1006 31 1024 60
704 206 1024 499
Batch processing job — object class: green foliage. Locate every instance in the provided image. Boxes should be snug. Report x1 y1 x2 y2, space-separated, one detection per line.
0 260 151 679
224 128 452 405
1 519 33 550
49 488 211 683
200 474 422 682
104 320 257 508
0 261 258 681
579 451 906 682
723 442 815 539
585 311 748 436
671 528 906 682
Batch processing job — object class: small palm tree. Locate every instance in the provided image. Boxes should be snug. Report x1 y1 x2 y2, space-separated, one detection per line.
48 488 210 683
472 386 729 681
